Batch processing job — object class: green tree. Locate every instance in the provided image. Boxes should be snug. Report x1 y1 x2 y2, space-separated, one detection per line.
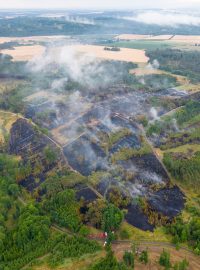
8 184 20 197
85 199 106 228
44 146 57 165
102 204 123 233
173 259 189 270
139 249 148 265
123 251 134 268
43 189 81 232
89 248 128 270
159 249 171 270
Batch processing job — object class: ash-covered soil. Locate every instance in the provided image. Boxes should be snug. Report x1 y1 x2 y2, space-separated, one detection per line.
17 82 189 230
109 134 141 154
126 204 155 231
9 118 65 191
76 187 98 203
148 186 186 218
63 134 107 176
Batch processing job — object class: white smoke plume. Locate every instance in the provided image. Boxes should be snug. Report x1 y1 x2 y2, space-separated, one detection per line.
146 59 160 70
123 11 200 27
150 107 159 120
38 13 95 25
27 45 123 89
65 15 95 25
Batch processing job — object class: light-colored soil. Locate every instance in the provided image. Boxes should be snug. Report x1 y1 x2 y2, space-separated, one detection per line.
173 35 200 42
130 67 164 76
147 35 174 40
0 35 68 44
115 34 200 43
113 242 200 270
1 42 149 63
69 45 149 63
115 34 152 40
1 45 46 61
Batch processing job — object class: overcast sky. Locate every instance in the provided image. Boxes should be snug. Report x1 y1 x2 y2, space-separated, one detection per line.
1 0 200 10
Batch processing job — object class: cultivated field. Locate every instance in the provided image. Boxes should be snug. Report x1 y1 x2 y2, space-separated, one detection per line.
0 35 68 44
130 63 164 76
0 39 149 63
115 34 200 43
69 45 149 63
115 34 152 40
1 45 46 61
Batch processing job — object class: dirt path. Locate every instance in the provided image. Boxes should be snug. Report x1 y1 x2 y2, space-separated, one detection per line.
62 132 86 148
18 195 199 270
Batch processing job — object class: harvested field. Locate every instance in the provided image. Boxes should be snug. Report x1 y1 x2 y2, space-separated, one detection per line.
115 34 200 43
147 35 174 40
172 35 200 42
1 45 46 61
0 35 68 45
115 34 151 40
130 66 163 76
69 45 149 63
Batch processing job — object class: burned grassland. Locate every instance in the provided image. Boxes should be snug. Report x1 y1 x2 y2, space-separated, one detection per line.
0 49 193 234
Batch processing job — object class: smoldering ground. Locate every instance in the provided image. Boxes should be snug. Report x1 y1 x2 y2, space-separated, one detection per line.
16 40 186 230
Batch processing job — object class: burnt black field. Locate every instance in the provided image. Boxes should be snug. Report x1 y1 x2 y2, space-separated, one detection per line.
2 41 194 232
15 81 189 230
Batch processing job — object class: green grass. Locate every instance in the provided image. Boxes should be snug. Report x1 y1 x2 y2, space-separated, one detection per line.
102 40 173 51
111 141 152 163
164 144 200 154
119 222 172 243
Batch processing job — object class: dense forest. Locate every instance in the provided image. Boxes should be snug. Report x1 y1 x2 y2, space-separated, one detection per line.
147 49 200 83
0 152 125 269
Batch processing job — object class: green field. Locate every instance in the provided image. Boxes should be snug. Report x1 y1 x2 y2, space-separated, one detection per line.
101 40 174 50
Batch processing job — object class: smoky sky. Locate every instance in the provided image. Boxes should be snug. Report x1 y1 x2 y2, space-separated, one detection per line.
0 0 200 9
